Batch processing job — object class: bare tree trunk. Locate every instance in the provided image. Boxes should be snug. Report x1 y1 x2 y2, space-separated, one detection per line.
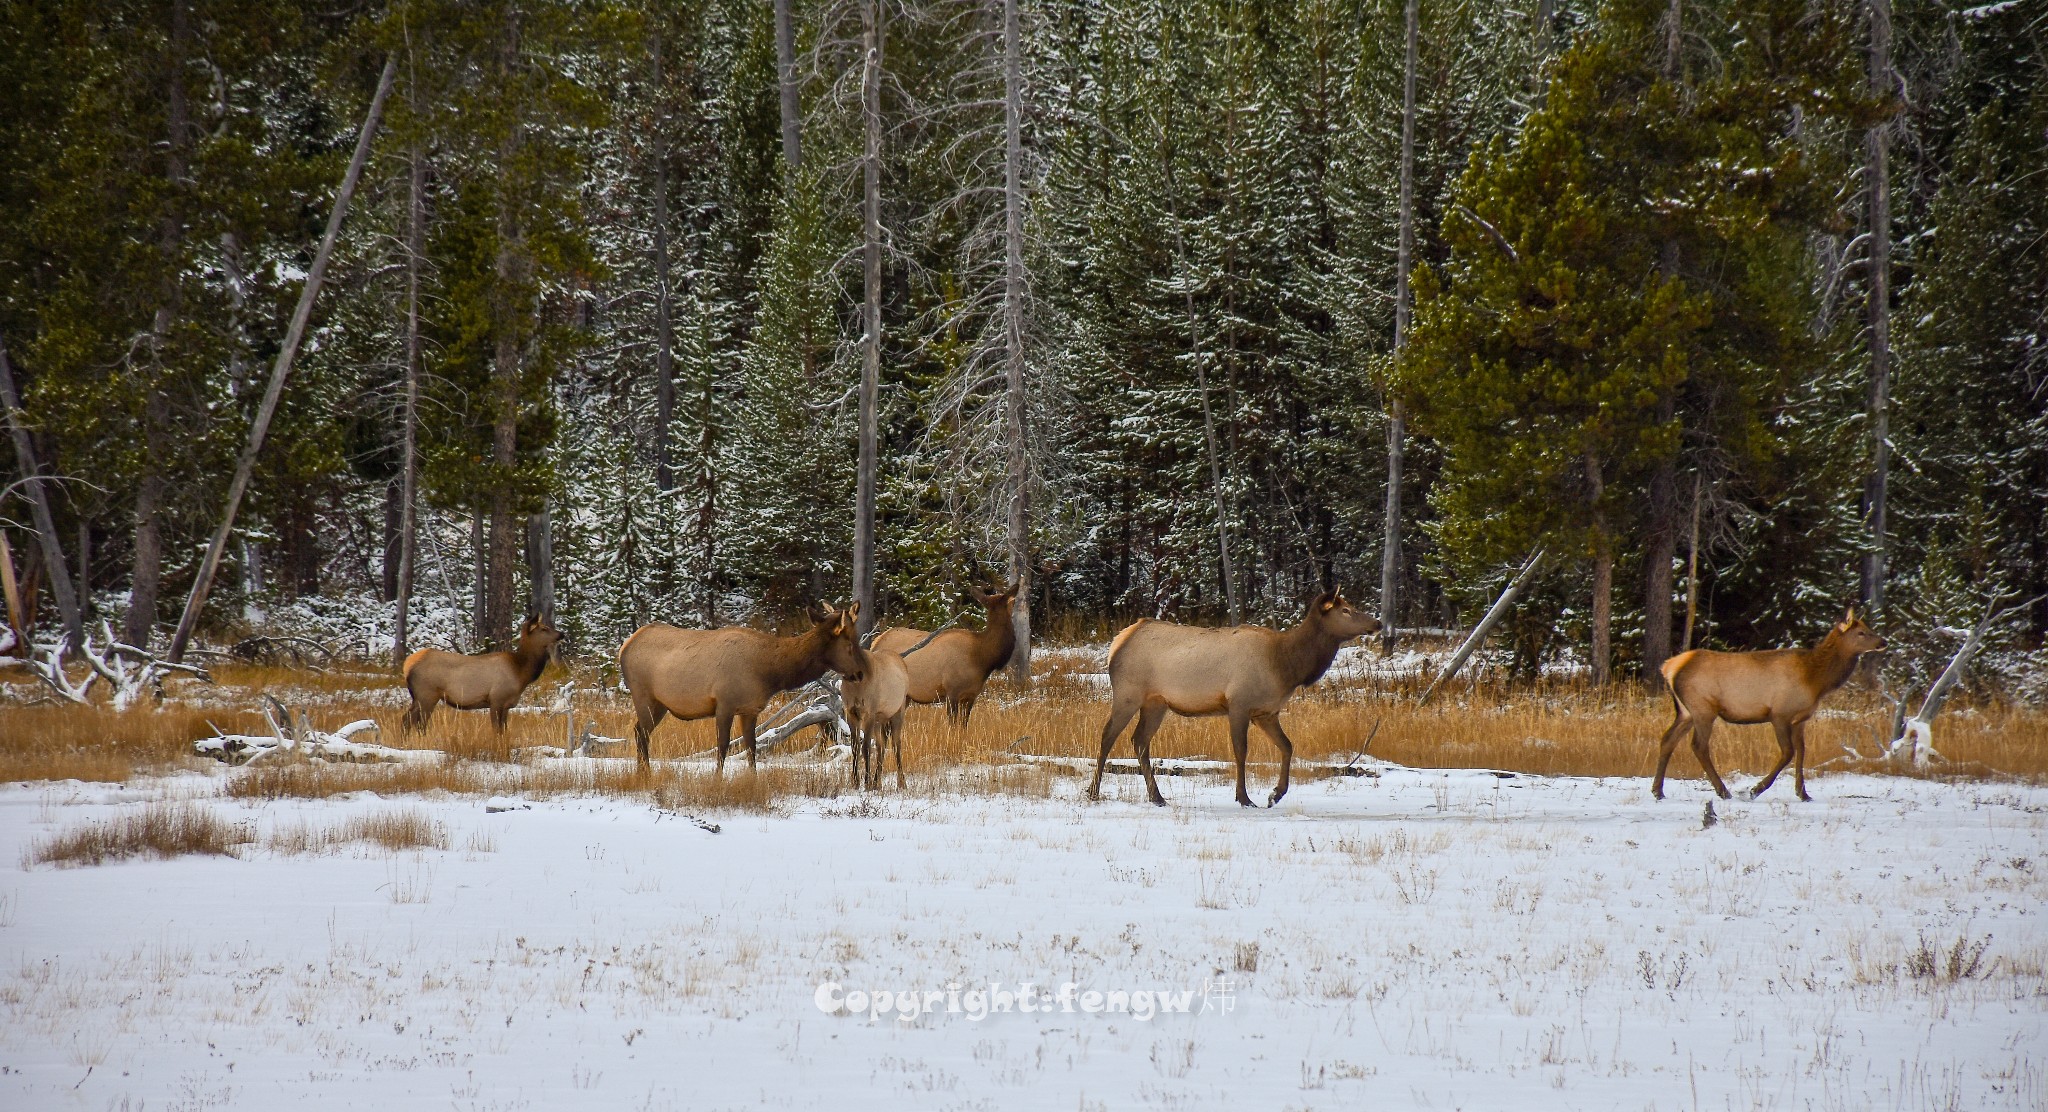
1861 0 1892 613
137 2 190 653
393 130 424 667
651 33 677 497
165 53 398 662
0 333 84 650
854 0 881 637
1001 0 1031 683
1587 452 1611 686
1642 0 1684 685
775 0 801 169
525 506 554 623
1381 0 1417 649
76 520 91 621
1419 546 1545 706
1680 471 1702 653
470 511 486 647
486 13 524 650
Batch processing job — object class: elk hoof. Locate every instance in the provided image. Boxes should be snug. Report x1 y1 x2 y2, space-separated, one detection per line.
1236 797 1256 809
1149 795 1168 807
1796 790 1812 803
1652 788 1665 801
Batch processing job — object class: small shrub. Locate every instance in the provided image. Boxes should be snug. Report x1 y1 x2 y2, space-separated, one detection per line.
26 803 251 868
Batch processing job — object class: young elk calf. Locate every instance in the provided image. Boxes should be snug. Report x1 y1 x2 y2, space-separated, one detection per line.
1090 591 1381 808
840 645 909 789
1654 607 1887 802
402 614 562 734
870 582 1018 727
618 602 866 772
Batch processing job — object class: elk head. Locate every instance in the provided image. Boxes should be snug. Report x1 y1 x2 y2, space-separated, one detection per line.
968 580 1020 620
1834 606 1887 656
518 613 564 656
814 601 866 682
1307 590 1381 641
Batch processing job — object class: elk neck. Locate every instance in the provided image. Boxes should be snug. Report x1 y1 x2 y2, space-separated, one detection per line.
973 605 1018 672
770 623 837 690
1801 628 1863 696
509 637 551 687
1277 615 1345 689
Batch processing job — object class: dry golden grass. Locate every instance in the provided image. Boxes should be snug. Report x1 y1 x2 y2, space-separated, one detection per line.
25 803 252 868
265 807 449 855
4 653 2044 800
0 702 267 783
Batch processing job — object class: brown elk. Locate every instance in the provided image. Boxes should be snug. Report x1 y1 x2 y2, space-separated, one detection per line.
1089 591 1381 808
401 614 562 734
870 582 1019 726
1653 607 1887 802
618 602 866 772
840 645 909 789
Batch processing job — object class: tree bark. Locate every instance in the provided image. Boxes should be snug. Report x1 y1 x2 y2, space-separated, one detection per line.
1642 0 1684 686
1586 453 1611 686
1861 0 1892 613
1381 0 1417 649
525 506 554 623
470 511 487 647
393 126 424 667
487 12 524 650
1680 471 1702 653
854 0 882 637
0 333 84 650
164 53 398 662
1002 0 1031 684
775 0 801 169
651 33 677 497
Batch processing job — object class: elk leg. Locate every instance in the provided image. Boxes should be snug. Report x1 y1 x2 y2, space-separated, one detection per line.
1130 704 1170 806
633 701 667 770
741 712 761 771
1228 711 1255 808
403 700 432 736
890 714 906 789
1690 718 1731 799
956 694 977 731
1089 699 1140 801
1652 710 1692 801
713 709 734 774
848 716 864 789
1750 718 1795 800
1792 719 1811 802
1254 714 1294 807
490 701 510 735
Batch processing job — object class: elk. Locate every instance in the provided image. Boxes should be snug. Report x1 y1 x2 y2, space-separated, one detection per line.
1089 591 1381 808
840 645 909 789
401 614 562 734
618 602 866 772
1653 607 1887 802
870 581 1019 726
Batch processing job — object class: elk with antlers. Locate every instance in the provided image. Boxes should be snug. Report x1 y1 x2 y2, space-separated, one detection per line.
871 581 1019 726
402 614 561 734
1653 607 1887 802
1089 591 1381 808
618 602 866 772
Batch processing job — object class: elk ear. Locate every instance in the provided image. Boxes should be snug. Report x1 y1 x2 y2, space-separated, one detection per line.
845 601 861 629
807 601 831 624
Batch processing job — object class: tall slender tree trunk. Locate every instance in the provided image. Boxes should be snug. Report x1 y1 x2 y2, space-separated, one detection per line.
1861 0 1892 613
1642 0 1683 685
1381 0 1417 647
525 507 554 623
1586 452 1611 686
651 34 676 498
135 0 189 652
1681 471 1702 653
1001 0 1031 683
393 130 424 667
166 52 398 661
0 333 84 650
775 0 801 169
470 512 487 648
853 0 881 637
486 10 525 649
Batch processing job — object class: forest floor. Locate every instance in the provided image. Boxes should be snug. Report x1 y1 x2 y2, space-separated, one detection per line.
1 646 2045 1109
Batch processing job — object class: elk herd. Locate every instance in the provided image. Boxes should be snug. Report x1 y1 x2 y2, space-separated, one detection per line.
399 586 1890 807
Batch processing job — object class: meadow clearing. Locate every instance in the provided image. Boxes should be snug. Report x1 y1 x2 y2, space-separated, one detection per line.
0 644 2043 1109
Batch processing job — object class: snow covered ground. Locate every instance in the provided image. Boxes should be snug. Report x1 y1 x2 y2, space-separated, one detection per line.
3 765 2044 1110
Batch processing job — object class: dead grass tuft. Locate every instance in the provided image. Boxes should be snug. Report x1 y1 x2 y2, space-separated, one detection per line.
266 807 449 855
0 703 266 783
25 803 251 868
